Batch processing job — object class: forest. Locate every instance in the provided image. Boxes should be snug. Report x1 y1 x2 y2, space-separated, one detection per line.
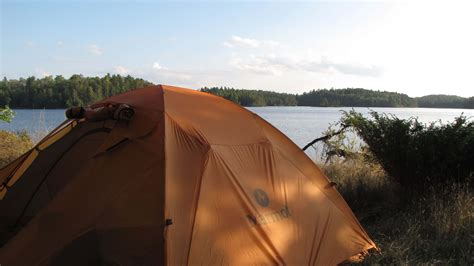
200 87 297 106
416 94 473 108
203 86 474 108
297 88 417 107
0 75 473 108
0 75 151 108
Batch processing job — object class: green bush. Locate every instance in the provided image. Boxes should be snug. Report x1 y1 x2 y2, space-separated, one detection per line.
0 106 14 123
339 110 473 191
316 113 473 264
0 130 33 168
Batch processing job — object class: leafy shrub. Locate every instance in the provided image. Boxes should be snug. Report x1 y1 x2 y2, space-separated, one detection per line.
316 113 473 264
0 130 33 168
0 106 14 123
339 110 473 191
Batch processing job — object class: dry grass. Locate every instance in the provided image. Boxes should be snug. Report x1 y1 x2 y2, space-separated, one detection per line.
30 109 51 143
320 158 474 265
0 111 50 168
0 130 33 168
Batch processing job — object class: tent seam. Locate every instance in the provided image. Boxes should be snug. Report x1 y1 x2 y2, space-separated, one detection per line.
158 84 167 266
185 147 211 266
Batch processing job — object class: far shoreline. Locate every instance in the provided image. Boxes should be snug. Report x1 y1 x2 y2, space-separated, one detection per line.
8 106 474 110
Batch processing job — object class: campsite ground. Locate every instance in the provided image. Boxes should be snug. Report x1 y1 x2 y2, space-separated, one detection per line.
0 130 472 264
321 159 473 264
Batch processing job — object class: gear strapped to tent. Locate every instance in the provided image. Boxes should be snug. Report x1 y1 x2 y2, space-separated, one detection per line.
65 103 135 122
0 85 377 265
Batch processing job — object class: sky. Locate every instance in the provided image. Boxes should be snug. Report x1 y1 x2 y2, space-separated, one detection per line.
1 0 473 97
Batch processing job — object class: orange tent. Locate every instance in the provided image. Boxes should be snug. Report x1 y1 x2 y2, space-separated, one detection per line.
0 85 376 265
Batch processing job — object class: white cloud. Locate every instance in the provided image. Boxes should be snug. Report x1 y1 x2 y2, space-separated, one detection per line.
114 66 129 75
152 62 164 70
302 57 384 77
57 41 63 46
230 55 286 76
223 35 382 78
223 35 280 49
223 42 234 48
229 53 383 77
34 68 50 77
149 62 190 82
227 36 259 48
87 44 103 55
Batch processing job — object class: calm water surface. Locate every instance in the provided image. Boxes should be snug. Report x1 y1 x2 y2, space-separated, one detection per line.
1 107 472 158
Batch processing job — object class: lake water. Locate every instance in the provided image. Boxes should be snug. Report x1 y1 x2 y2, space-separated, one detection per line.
1 107 473 159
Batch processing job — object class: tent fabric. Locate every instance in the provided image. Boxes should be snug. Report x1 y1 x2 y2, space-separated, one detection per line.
0 85 376 265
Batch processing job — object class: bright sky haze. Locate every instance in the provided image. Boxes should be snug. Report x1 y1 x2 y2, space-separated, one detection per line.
1 1 473 97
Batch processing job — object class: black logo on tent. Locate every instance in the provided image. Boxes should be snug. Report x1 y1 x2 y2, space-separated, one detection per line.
254 189 270 207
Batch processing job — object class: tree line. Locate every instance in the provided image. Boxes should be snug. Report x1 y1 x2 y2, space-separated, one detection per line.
200 87 297 106
202 87 474 108
416 94 473 108
0 75 472 108
297 88 417 107
0 75 151 108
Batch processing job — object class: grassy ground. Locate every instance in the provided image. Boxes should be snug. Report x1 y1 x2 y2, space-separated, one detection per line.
320 158 473 264
0 130 33 168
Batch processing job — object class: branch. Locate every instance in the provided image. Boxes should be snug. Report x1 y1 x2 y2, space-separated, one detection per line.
302 124 349 151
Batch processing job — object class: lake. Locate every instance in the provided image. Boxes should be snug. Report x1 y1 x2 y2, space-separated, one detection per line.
1 107 473 159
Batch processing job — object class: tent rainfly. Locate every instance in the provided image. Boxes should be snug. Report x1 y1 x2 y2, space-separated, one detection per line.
0 85 377 265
